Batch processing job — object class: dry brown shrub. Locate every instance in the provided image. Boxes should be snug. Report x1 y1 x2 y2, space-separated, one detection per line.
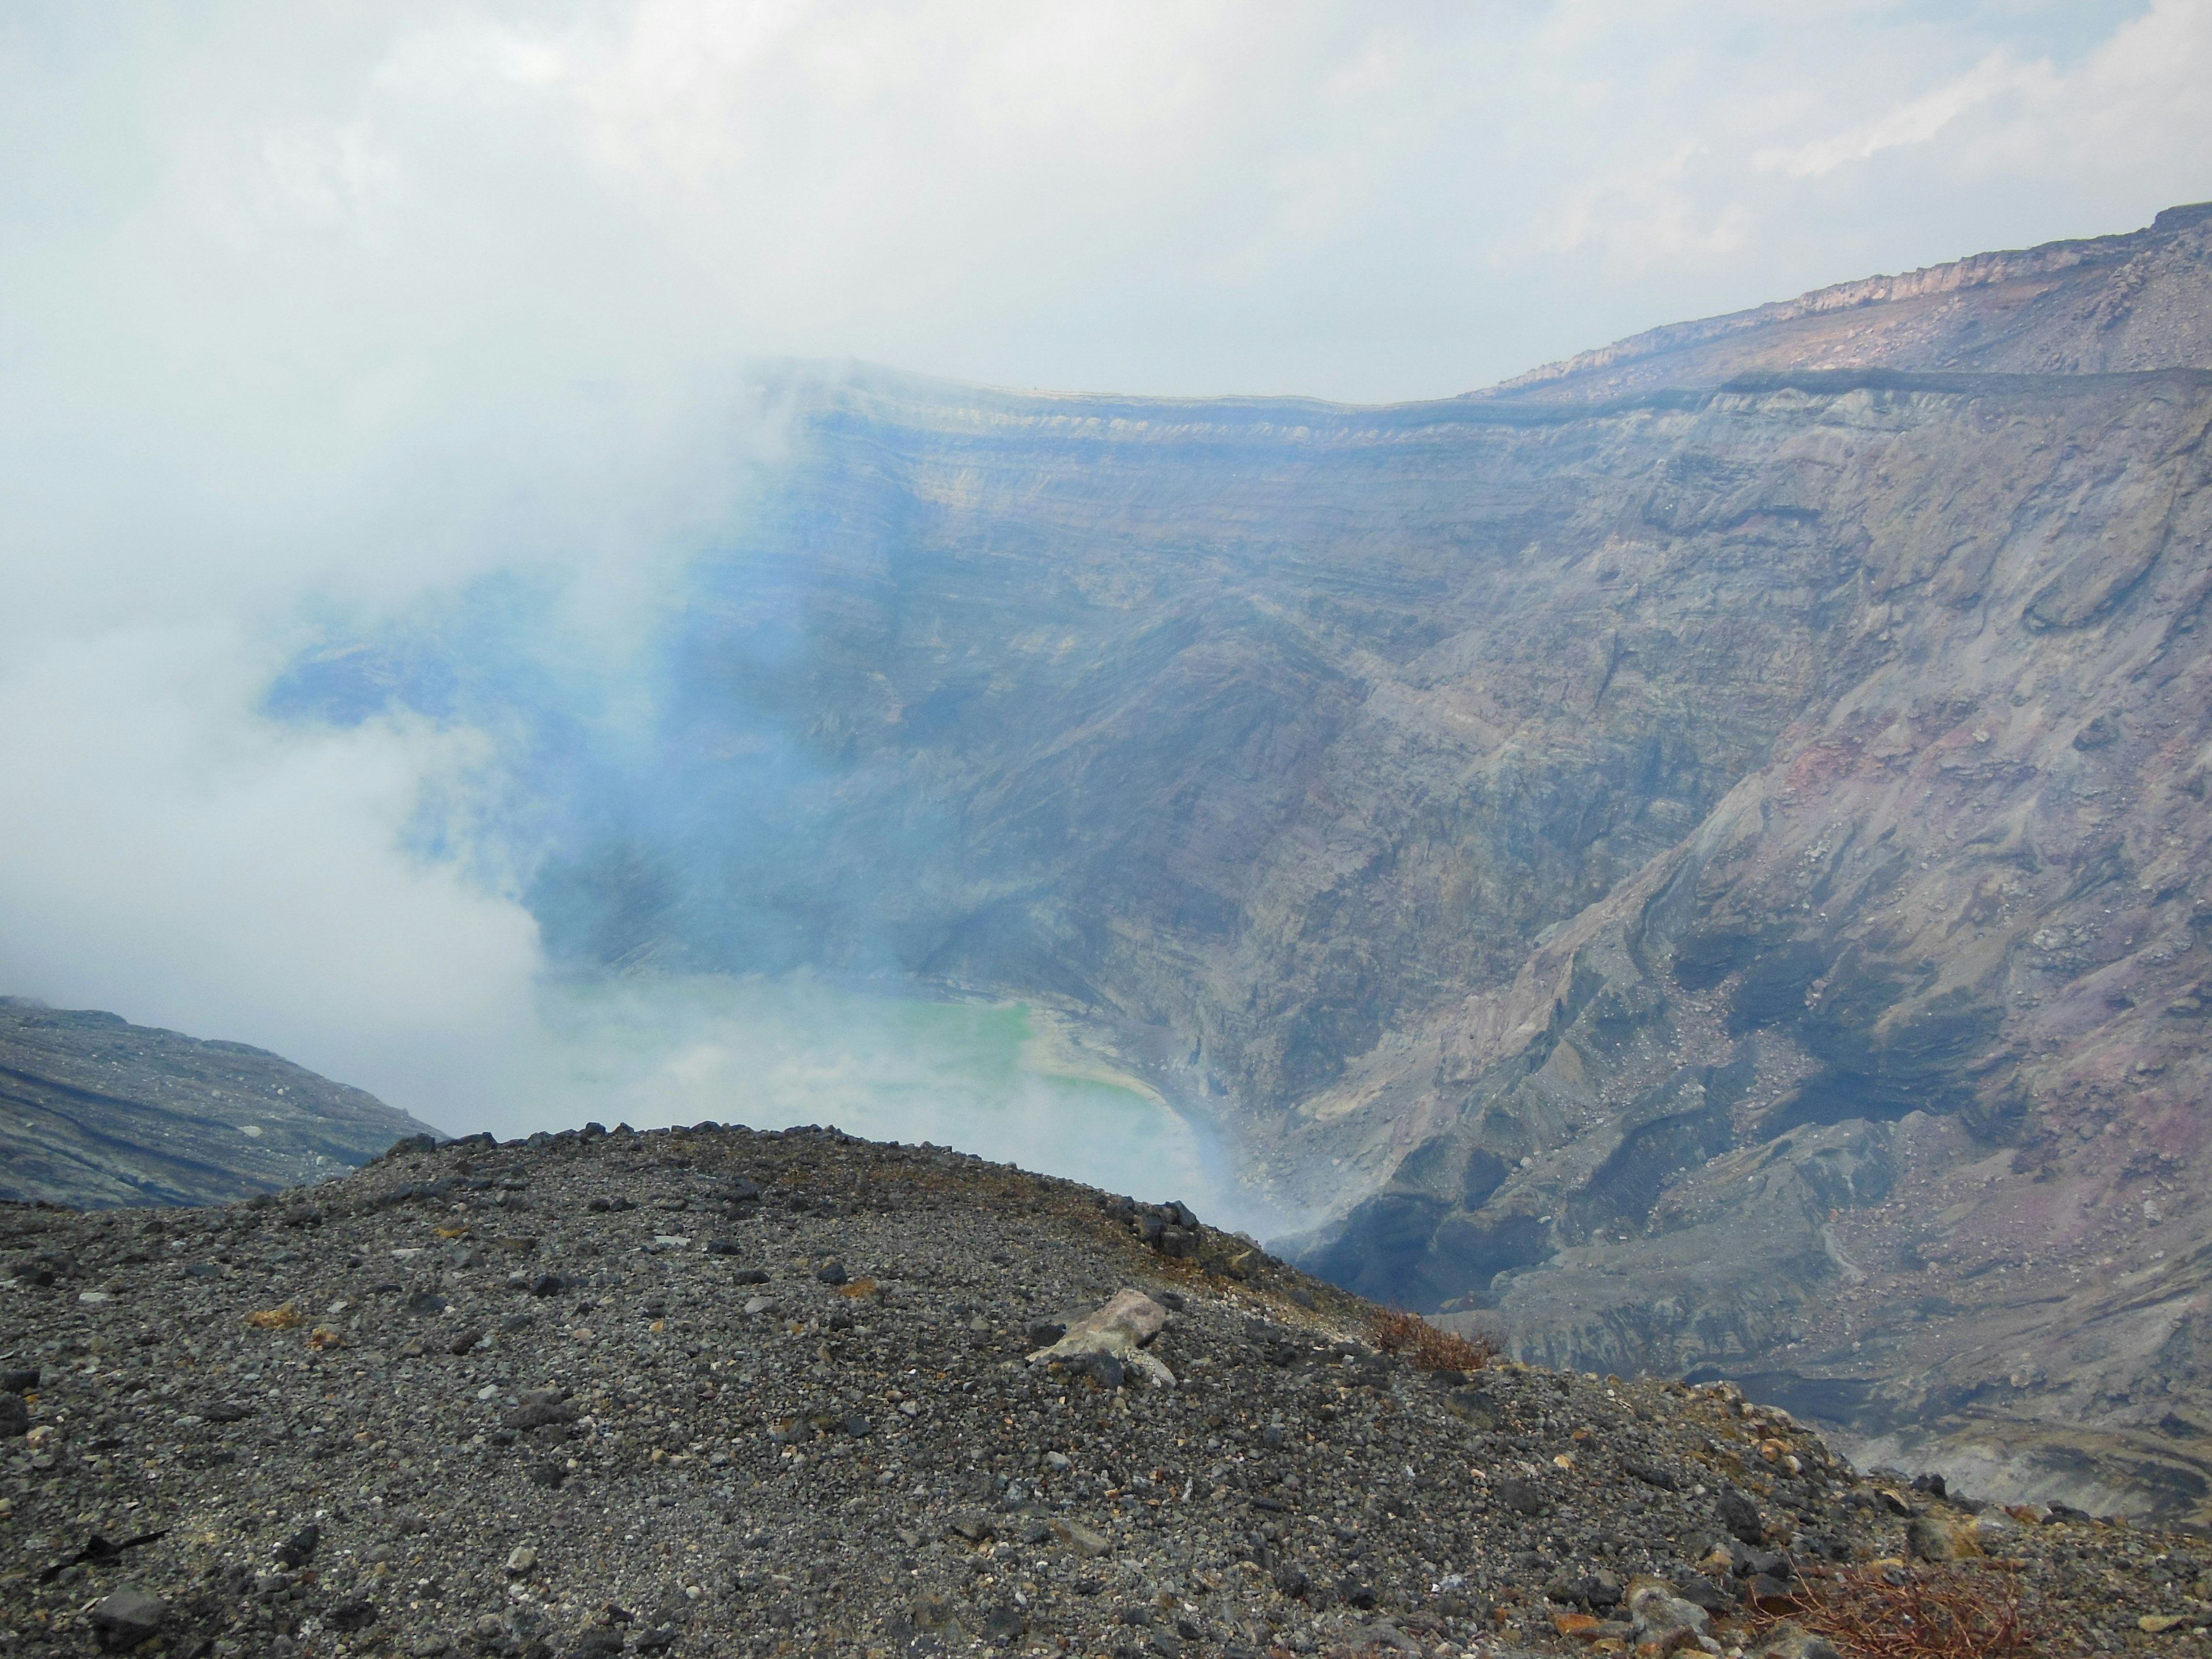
1752 1563 2036 1658
1367 1308 1494 1373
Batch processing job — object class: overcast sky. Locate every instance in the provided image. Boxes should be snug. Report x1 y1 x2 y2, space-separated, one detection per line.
7 3 2209 407
1 1 2207 1133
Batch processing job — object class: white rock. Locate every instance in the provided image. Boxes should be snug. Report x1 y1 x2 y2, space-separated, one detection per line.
1026 1287 1177 1387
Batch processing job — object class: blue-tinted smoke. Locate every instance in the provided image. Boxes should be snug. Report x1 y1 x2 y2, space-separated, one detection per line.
261 463 919 986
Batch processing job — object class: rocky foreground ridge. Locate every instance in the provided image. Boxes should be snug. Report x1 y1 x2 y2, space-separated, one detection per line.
0 1001 443 1209
270 202 2212 1517
5 1123 2209 1659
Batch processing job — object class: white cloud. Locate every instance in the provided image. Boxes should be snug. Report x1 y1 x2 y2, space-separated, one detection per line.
1755 51 2061 179
256 122 403 236
1988 0 2212 183
0 623 543 1123
10 4 2200 400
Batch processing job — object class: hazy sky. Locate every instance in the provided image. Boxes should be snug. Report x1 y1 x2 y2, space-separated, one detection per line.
1 1 2207 1136
6 3 2206 406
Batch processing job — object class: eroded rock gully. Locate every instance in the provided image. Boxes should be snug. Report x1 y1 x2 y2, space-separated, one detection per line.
4 1125 2207 1658
274 203 2212 1518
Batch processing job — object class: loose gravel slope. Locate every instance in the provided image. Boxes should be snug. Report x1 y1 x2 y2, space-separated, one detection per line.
2 1123 2206 1657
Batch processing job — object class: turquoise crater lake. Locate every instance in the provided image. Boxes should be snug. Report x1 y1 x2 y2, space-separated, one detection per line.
501 974 1264 1234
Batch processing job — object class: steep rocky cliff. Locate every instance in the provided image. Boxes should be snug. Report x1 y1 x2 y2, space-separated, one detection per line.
0 1001 442 1207
1480 200 2212 400
282 203 2212 1517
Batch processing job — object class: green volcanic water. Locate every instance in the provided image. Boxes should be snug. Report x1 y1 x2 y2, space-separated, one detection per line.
510 974 1258 1231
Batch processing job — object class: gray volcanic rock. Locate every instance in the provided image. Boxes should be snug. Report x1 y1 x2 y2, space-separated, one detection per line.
1479 200 2212 401
1297 350 2212 1516
0 1124 2199 1659
276 204 2212 1517
0 999 443 1208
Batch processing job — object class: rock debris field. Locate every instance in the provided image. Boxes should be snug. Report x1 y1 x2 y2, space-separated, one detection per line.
4 1123 2211 1658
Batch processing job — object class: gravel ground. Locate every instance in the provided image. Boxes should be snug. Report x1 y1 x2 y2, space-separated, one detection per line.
3 1122 2209 1658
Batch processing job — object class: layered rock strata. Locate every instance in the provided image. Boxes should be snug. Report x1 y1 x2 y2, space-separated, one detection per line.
1480 201 2212 401
0 1000 442 1208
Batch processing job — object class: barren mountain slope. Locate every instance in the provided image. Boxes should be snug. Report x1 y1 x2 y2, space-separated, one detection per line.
2 1124 2202 1659
1478 202 2212 403
276 206 2212 1517
0 1001 442 1209
1302 359 2212 1516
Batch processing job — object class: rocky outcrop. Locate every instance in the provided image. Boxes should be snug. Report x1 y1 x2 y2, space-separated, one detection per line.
0 999 442 1207
1479 201 2212 400
1293 353 2212 1517
276 204 2212 1516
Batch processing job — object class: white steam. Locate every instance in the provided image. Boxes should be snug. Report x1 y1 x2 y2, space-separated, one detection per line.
0 2 2205 1207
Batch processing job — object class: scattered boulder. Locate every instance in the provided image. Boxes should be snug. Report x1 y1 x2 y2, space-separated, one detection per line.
89 1589 166 1652
1627 1576 1711 1653
1751 1623 1846 1659
1623 1457 1681 1491
1906 1513 1983 1561
1051 1518 1112 1558
327 1599 380 1632
1496 1477 1549 1517
1716 1487 1766 1544
1025 1288 1176 1387
505 1395 580 1431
